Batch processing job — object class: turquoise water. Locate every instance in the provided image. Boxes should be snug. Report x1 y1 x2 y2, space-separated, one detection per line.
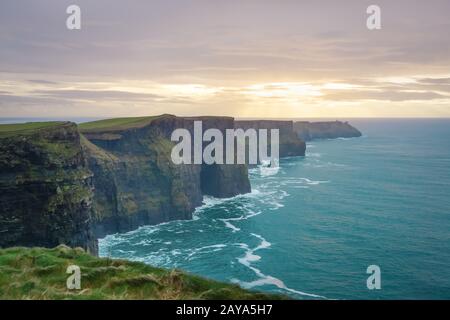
99 119 450 299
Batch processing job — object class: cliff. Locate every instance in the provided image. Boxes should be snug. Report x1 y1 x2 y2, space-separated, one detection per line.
0 122 97 254
0 116 252 251
1 115 309 252
0 246 285 299
235 120 306 158
294 121 362 141
80 114 250 238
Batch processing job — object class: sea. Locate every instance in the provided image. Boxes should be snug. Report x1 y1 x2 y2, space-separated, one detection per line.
2 118 449 299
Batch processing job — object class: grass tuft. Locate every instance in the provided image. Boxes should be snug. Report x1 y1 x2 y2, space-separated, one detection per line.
0 247 287 300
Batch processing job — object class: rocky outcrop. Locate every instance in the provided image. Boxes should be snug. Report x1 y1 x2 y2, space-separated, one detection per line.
80 115 250 238
0 122 97 254
235 120 306 158
294 121 362 141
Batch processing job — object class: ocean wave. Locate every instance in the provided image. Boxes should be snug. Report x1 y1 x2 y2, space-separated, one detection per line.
304 161 347 168
259 165 280 177
298 178 330 185
219 207 262 232
220 220 241 232
307 152 322 158
186 244 228 260
232 233 327 299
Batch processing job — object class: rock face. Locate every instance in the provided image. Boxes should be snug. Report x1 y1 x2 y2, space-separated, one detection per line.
235 120 306 158
294 121 362 141
1 115 310 252
0 122 97 254
81 115 251 238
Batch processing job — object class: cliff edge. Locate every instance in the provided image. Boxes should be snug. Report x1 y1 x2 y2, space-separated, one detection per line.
0 122 97 254
294 121 362 141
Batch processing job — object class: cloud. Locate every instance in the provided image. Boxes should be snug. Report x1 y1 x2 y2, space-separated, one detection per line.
27 79 58 85
1 0 450 117
1 0 450 81
417 78 450 85
0 94 53 105
321 89 448 102
33 89 163 101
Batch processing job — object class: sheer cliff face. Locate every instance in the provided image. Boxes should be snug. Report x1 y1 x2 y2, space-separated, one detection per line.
0 116 324 253
234 120 306 158
0 116 252 251
183 117 251 198
0 123 97 254
81 115 250 238
294 121 362 141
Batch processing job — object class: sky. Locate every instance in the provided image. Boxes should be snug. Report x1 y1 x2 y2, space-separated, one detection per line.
1 0 450 118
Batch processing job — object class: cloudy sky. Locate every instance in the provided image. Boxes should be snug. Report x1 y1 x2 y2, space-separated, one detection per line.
1 0 450 118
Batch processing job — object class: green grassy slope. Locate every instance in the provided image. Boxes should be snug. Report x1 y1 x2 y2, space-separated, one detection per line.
78 115 171 133
0 246 285 300
0 121 67 137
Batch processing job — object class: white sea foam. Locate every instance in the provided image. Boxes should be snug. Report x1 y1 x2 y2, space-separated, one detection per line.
133 239 153 246
233 277 326 299
232 233 327 299
308 152 322 158
195 189 264 213
221 220 241 232
219 207 262 232
298 178 330 185
259 165 280 177
186 244 228 259
258 159 281 177
304 161 346 168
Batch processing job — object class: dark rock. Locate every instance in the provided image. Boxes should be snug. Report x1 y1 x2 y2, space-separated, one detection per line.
235 120 306 158
81 115 251 238
294 121 362 141
0 122 97 254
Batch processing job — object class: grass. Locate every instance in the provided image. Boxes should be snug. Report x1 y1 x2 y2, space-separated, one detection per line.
79 115 171 133
0 122 67 137
0 246 286 300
